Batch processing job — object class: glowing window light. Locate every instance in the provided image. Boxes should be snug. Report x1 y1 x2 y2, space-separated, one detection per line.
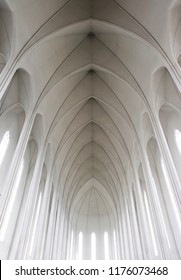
0 158 24 241
29 192 42 255
104 231 109 260
143 191 158 256
0 131 10 166
113 230 118 259
70 230 74 259
161 159 181 232
91 232 96 260
78 232 83 260
175 129 181 155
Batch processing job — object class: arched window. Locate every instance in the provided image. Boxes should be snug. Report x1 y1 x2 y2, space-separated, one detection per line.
0 158 24 241
0 131 10 166
175 129 181 155
104 231 109 260
91 232 96 260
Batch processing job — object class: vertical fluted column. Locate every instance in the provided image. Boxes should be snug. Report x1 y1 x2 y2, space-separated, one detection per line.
17 145 47 259
124 195 135 259
152 114 181 213
44 185 59 259
127 184 143 259
142 156 172 258
34 167 54 259
0 113 33 218
52 195 63 259
0 114 36 259
143 140 181 258
133 172 153 259
120 186 131 259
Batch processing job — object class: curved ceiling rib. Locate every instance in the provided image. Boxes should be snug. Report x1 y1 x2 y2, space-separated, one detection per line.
1 0 180 260
33 1 161 246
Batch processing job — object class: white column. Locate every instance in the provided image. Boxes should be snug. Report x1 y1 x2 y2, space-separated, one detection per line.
34 169 54 259
17 145 47 259
44 186 59 259
128 185 143 259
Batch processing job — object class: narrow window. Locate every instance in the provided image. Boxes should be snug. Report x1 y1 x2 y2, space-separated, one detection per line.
70 230 74 259
91 232 96 260
78 232 83 260
0 158 24 241
0 131 10 166
104 231 109 260
113 230 118 259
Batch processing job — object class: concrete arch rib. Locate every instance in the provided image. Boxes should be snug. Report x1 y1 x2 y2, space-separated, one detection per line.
62 157 118 206
47 98 132 186
24 32 148 115
66 178 118 259
68 178 118 225
53 122 126 200
61 144 121 195
38 67 142 163
61 140 122 188
2 0 181 260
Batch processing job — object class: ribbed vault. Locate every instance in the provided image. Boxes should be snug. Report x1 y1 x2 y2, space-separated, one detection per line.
0 0 181 260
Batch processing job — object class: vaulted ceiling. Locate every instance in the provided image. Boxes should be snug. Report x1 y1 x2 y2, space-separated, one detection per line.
1 0 181 231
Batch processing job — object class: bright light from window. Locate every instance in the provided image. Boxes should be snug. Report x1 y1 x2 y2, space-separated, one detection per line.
104 231 109 260
113 230 118 259
70 230 74 259
91 232 96 260
0 131 10 166
0 158 24 241
161 159 181 232
29 192 42 255
175 129 181 155
143 191 158 256
78 232 83 260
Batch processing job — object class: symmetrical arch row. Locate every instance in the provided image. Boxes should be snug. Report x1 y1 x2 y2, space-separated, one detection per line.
0 0 181 260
